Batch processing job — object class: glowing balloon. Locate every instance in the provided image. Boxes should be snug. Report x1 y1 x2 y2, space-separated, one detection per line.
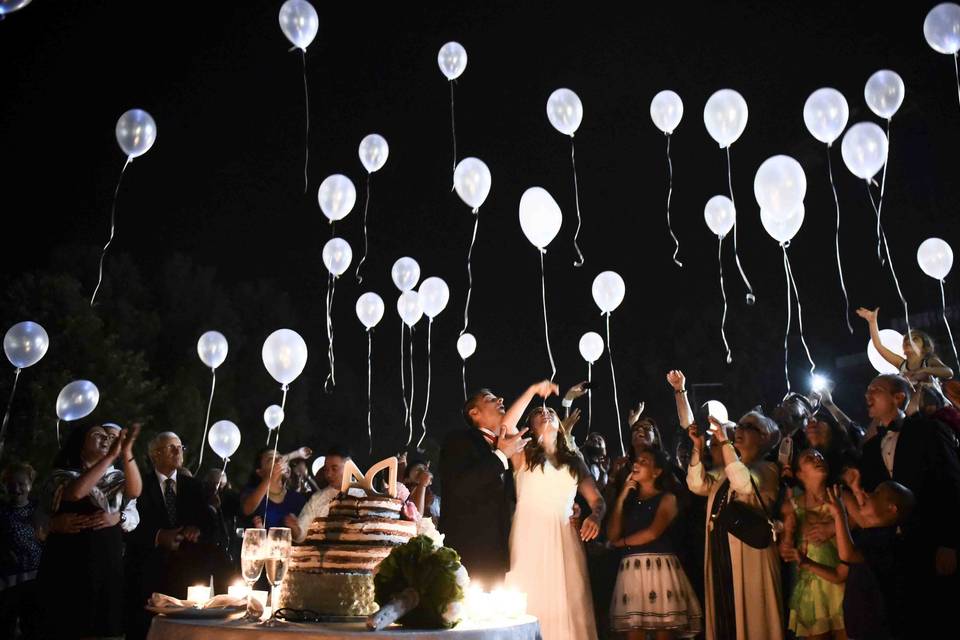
650 90 683 135
264 405 285 431
322 238 353 276
864 70 905 120
197 331 228 370
453 158 491 210
318 174 357 222
840 122 888 181
397 291 423 327
753 155 807 218
917 237 954 281
592 271 626 314
208 420 241 459
278 0 319 51
311 456 326 476
803 88 849 146
703 89 748 148
358 134 389 173
262 329 308 385
0 0 33 15
457 333 476 360
705 400 729 424
760 204 805 244
704 195 736 238
116 109 157 159
356 292 385 329
438 41 467 80
579 332 604 363
546 88 583 136
56 380 99 422
391 257 421 292
418 277 450 319
4 321 49 369
518 187 563 249
925 3 960 54
868 329 904 374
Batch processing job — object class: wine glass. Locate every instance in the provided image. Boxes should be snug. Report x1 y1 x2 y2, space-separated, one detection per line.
261 527 292 626
240 528 266 621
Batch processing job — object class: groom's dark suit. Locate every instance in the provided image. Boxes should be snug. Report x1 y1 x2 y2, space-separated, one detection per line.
439 427 515 588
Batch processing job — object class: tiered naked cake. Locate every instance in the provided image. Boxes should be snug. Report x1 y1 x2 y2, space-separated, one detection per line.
280 458 417 616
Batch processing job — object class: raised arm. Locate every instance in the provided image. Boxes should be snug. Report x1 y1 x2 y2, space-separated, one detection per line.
826 485 863 564
241 456 285 516
120 425 142 499
685 423 714 496
61 437 123 502
666 370 694 428
856 307 904 368
606 474 637 542
502 380 559 434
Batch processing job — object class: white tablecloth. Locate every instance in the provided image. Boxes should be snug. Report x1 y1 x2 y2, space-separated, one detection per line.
147 615 541 640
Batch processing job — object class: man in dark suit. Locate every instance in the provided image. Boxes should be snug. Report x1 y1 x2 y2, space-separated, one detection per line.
124 431 231 640
858 374 960 634
439 380 557 589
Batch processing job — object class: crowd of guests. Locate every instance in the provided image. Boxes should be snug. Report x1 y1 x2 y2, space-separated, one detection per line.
1 313 958 639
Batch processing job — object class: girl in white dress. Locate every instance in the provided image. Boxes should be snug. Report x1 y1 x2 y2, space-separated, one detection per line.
506 406 606 640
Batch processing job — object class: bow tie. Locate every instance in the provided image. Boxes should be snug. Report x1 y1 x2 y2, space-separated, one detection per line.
877 421 902 437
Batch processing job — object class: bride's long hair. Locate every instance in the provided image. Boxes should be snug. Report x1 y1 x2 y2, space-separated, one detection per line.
521 406 586 482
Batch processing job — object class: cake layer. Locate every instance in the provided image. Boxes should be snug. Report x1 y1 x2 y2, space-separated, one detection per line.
307 516 417 546
279 571 377 616
328 494 402 520
289 544 393 573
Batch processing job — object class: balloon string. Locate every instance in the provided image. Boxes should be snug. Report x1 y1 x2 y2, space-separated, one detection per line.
266 430 271 445
954 53 960 110
408 328 415 447
665 134 682 267
866 185 912 339
462 210 479 335
726 146 754 302
783 247 792 393
461 362 467 401
91 156 132 307
356 173 371 284
940 279 960 371
367 329 374 455
400 321 410 438
265 419 282 522
56 418 61 448
324 274 337 393
0 368 22 459
587 362 593 434
450 80 457 191
280 384 289 411
418 320 433 449
301 49 310 195
826 147 853 333
194 368 216 474
570 137 585 267
874 120 893 264
539 250 558 382
785 248 816 376
718 236 732 364
605 313 624 457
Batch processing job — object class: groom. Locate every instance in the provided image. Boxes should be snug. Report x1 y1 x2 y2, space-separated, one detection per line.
439 380 558 589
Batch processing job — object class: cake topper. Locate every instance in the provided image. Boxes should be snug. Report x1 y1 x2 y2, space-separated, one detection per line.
341 456 398 498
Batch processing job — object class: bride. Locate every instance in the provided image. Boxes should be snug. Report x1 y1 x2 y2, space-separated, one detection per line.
506 406 606 640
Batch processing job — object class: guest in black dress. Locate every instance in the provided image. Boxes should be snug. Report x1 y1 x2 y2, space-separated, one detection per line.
0 462 42 639
36 422 141 640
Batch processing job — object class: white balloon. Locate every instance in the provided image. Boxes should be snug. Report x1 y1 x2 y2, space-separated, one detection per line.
116 109 157 159
208 420 241 459
358 134 389 173
753 155 807 218
705 400 729 424
761 203 805 244
546 88 583 136
650 90 683 135
864 70 905 120
457 333 477 360
4 321 49 369
322 238 353 276
264 405 285 431
356 292 386 329
453 158 491 210
917 237 954 280
704 195 736 238
438 41 467 80
317 174 357 222
518 187 563 249
867 329 904 374
418 277 450 319
391 257 421 292
925 3 960 54
197 331 228 370
397 291 423 327
311 455 326 476
840 122 888 181
703 89 748 148
578 331 604 363
0 0 33 15
803 88 849 146
592 271 626 314
278 0 319 51
262 329 308 385
56 380 99 422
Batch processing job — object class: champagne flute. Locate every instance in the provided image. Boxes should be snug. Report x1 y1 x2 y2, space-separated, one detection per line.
262 527 292 626
240 528 266 621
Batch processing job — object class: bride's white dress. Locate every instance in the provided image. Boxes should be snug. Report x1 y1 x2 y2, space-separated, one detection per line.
506 460 597 640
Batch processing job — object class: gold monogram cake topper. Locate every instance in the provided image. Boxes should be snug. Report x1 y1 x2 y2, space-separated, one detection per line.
340 456 398 498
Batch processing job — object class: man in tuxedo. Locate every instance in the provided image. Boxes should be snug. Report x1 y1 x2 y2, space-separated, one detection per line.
439 380 557 589
858 374 960 634
124 432 231 640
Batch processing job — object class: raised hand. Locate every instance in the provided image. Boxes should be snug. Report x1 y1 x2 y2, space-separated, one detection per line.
560 409 581 438
855 307 879 325
627 402 645 427
120 423 141 458
666 370 686 391
687 423 705 450
563 381 589 403
532 380 560 399
496 426 531 458
708 416 729 442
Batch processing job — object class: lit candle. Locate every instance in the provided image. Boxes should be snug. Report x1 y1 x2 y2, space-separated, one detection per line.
227 583 249 599
186 585 211 605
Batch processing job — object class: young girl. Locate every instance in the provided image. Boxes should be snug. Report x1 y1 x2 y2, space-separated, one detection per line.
856 307 954 385
780 449 848 640
608 448 702 639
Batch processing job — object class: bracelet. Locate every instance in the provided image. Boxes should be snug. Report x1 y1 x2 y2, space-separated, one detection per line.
127 456 135 463
674 389 687 394
722 441 735 448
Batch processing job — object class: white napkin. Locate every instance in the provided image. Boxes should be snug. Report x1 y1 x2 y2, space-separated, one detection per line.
148 592 260 615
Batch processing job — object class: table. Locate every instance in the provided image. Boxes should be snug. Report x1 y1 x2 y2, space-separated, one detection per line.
147 615 542 640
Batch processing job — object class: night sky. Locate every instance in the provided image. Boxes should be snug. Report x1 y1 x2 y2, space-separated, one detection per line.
2 1 959 464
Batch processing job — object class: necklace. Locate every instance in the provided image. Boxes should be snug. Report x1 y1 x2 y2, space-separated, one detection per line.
269 486 286 499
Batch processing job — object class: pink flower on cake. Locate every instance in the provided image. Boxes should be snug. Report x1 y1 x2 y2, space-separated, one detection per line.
401 500 421 522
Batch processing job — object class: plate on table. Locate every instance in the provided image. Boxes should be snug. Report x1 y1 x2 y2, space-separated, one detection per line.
145 605 247 620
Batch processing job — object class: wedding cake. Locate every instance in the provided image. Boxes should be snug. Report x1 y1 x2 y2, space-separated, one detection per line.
280 458 417 616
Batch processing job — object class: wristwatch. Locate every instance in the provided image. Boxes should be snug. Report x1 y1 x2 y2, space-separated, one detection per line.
119 512 127 525
561 397 573 408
